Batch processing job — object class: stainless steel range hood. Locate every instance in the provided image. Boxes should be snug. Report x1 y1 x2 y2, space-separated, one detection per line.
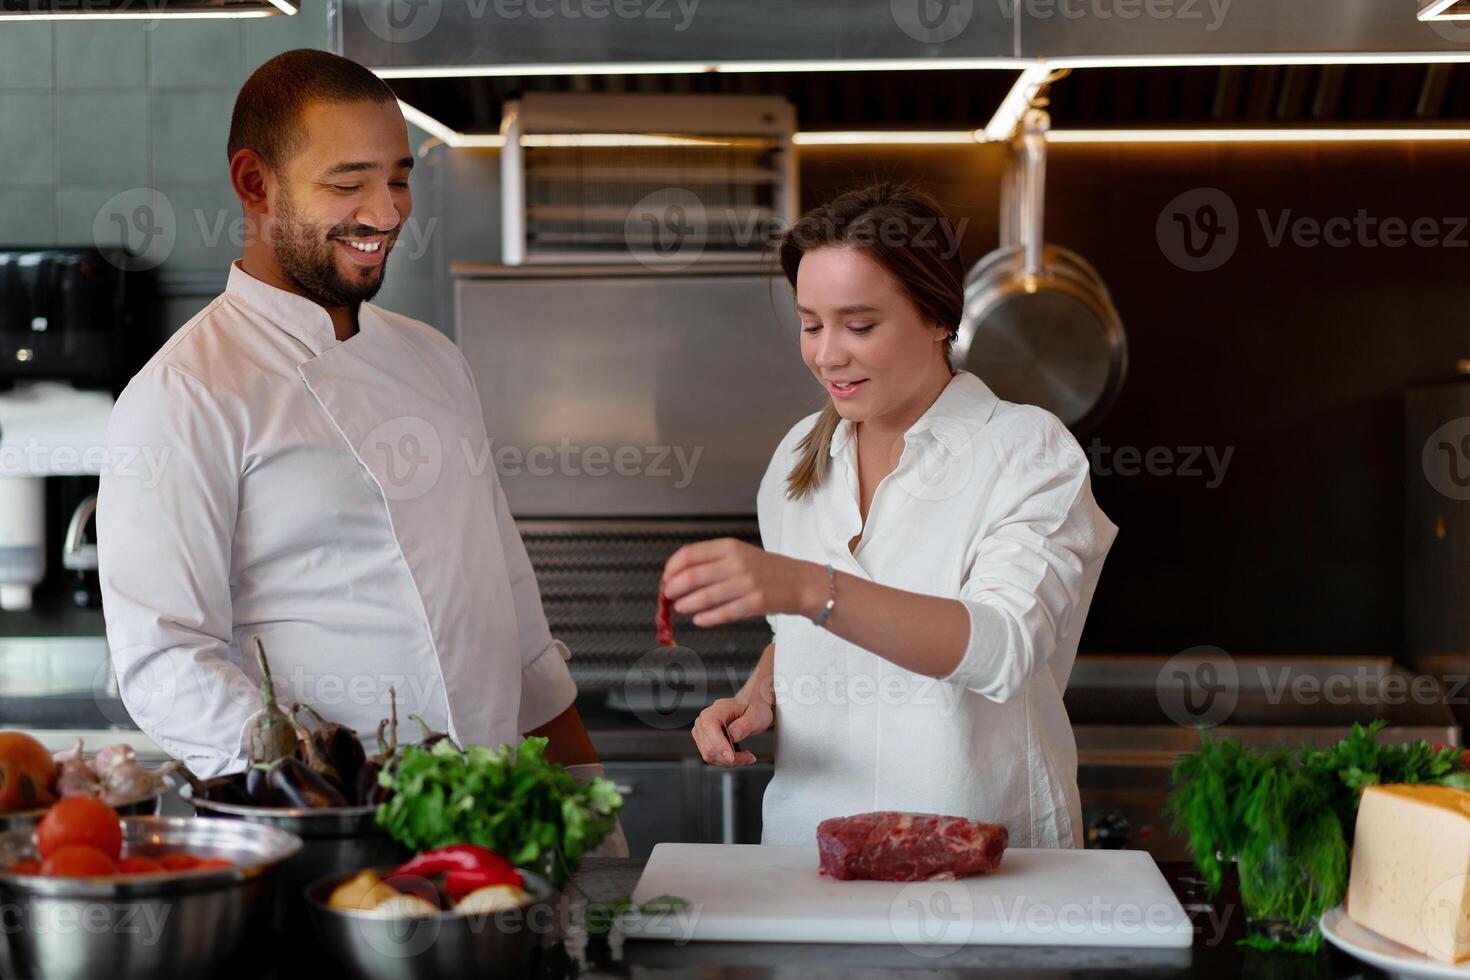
336 0 1466 74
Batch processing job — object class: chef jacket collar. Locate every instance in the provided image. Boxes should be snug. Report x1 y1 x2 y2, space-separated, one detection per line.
226 259 352 357
829 370 999 458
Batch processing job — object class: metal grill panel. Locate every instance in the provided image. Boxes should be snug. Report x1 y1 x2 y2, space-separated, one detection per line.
519 519 771 692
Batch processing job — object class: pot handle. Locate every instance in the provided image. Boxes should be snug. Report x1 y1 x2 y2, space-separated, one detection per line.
1016 106 1050 281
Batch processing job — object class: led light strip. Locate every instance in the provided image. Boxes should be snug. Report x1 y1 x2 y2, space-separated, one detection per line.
0 0 295 18
375 59 1031 79
1420 0 1470 20
1047 127 1470 142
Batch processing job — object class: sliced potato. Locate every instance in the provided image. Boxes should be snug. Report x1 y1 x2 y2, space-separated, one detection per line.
455 884 529 915
328 870 383 911
370 893 441 917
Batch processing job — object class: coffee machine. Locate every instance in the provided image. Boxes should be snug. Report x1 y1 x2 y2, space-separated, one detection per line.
0 247 156 611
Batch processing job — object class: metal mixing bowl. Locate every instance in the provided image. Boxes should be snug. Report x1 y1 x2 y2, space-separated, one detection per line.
182 785 409 933
305 865 555 980
0 815 301 980
0 776 176 833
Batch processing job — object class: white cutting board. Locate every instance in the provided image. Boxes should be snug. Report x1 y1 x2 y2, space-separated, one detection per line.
623 843 1194 948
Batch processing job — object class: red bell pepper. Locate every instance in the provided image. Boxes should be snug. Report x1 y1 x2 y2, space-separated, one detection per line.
390 844 523 899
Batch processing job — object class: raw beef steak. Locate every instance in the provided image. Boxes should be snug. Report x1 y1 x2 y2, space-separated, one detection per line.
816 811 1009 882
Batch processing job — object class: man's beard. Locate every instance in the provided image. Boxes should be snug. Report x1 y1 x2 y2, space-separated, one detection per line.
272 189 392 308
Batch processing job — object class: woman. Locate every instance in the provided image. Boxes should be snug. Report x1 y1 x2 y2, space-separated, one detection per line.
661 184 1117 849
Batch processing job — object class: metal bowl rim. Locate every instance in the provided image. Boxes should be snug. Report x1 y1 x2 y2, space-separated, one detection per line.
0 774 177 823
180 781 378 819
0 815 303 898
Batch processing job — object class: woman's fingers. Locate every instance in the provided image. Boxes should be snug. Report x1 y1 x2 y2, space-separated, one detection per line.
692 594 763 628
673 575 750 617
662 539 743 597
691 698 752 766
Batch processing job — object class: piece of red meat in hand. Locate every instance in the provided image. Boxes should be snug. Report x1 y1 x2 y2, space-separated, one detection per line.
816 811 1009 882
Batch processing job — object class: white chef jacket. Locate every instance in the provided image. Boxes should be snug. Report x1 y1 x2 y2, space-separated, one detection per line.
97 261 577 778
757 371 1116 849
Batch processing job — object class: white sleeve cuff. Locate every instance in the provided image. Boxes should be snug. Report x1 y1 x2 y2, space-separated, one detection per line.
518 638 578 733
941 599 1027 702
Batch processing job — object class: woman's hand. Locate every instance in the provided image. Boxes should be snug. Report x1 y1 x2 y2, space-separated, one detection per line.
662 538 822 628
692 696 772 767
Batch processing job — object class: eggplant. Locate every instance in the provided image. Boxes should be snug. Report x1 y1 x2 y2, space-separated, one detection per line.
179 766 250 807
356 689 400 806
246 763 275 807
408 714 459 753
293 703 366 794
265 756 348 809
243 638 299 766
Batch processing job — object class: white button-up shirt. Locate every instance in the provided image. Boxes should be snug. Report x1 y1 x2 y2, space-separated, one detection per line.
757 371 1117 849
97 261 577 778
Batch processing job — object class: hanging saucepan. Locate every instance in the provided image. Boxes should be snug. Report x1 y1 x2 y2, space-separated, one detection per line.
954 106 1127 434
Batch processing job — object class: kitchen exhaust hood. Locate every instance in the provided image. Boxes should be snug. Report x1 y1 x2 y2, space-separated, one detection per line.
335 0 1470 141
336 0 1468 74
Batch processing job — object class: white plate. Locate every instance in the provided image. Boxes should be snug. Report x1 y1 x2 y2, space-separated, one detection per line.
1320 906 1470 979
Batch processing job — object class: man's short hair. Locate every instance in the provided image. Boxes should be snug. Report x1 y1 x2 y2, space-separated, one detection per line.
227 48 397 169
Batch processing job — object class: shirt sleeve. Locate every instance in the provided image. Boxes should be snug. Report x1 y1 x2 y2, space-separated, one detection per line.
941 413 1111 703
96 366 255 778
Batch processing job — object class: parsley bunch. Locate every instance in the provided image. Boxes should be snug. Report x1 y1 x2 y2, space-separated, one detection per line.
374 736 623 888
1167 722 1466 954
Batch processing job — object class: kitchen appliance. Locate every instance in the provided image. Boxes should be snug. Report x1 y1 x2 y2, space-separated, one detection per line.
498 93 797 266
956 102 1128 433
624 842 1192 949
0 246 156 612
1406 370 1470 734
455 262 819 697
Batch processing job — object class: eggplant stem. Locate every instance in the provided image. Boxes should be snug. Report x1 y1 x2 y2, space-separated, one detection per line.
254 637 278 708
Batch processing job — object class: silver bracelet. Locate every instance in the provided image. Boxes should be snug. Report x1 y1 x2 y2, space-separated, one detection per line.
810 563 837 628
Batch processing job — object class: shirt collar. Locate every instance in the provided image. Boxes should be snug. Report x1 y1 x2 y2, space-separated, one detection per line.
225 259 343 357
828 371 1000 458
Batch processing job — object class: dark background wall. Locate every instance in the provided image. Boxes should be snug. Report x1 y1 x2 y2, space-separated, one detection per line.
799 141 1470 660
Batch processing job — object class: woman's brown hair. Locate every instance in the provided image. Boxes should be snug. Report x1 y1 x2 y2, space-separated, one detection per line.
779 183 966 500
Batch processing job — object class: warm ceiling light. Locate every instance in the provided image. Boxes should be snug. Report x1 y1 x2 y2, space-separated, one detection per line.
1055 52 1470 67
794 131 980 145
375 59 1032 80
1045 127 1470 143
983 65 1057 142
0 0 294 16
1420 0 1470 19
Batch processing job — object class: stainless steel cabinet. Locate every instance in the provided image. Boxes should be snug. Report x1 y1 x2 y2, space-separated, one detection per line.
603 760 774 858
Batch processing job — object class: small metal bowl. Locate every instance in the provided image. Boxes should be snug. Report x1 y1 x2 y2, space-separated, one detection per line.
0 776 176 833
305 865 556 980
181 785 409 932
0 815 301 980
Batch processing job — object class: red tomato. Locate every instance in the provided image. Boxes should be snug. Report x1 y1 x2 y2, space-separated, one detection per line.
6 859 40 875
37 798 122 860
116 856 164 875
194 857 233 870
158 853 201 871
41 845 116 877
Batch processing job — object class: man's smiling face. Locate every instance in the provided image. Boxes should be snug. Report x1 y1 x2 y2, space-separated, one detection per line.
267 99 413 308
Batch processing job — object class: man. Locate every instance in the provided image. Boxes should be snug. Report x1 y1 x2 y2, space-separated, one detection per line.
97 50 614 837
